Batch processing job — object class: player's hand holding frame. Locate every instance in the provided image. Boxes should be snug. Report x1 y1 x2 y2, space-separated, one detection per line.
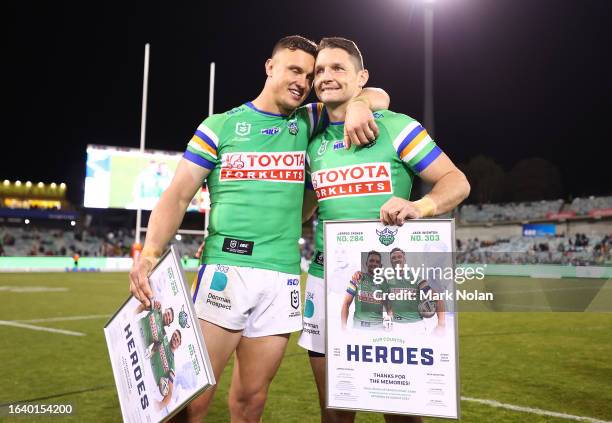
129 248 159 308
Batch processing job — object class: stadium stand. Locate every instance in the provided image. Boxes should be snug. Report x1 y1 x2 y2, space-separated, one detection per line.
460 200 564 223
0 225 202 259
457 233 612 265
565 195 612 215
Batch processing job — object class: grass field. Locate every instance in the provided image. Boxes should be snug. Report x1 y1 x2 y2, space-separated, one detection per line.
1 272 611 422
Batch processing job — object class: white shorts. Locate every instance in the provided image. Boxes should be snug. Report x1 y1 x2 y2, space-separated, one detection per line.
298 274 326 354
192 263 302 338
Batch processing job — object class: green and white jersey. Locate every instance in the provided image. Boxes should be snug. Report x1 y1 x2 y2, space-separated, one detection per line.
150 336 175 385
139 308 165 346
347 271 389 323
387 276 422 322
184 102 326 275
307 111 442 278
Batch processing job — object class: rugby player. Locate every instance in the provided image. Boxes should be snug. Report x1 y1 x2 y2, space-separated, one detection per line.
299 37 470 423
129 35 390 422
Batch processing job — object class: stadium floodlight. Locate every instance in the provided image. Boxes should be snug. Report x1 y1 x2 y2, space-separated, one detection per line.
60 183 66 189
175 234 182 241
15 180 22 186
70 220 76 227
37 182 44 188
25 181 32 188
50 182 57 189
24 219 30 225
3 180 9 186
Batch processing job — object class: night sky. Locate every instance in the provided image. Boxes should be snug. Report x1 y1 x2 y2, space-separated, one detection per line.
6 0 612 206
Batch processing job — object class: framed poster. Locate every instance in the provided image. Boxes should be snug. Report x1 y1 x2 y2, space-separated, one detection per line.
325 219 459 419
104 245 215 422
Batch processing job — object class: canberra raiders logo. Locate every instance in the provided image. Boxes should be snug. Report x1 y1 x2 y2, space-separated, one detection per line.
376 227 398 246
287 118 299 135
178 305 190 329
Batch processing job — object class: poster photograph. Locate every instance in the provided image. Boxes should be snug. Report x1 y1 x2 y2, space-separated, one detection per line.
104 246 215 423
325 219 459 419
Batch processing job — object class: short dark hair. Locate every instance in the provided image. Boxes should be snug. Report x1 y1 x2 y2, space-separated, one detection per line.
318 37 364 70
367 250 382 261
390 247 405 256
272 35 317 58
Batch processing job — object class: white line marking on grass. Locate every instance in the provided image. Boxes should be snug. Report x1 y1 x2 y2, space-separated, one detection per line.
0 286 68 293
0 320 85 337
462 396 611 423
19 314 110 323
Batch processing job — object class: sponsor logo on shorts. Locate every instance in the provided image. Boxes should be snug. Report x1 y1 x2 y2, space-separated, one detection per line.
210 271 228 291
287 278 299 286
303 321 320 335
222 238 254 256
290 289 300 309
206 292 231 310
219 152 305 183
304 291 315 318
310 162 392 201
333 140 345 151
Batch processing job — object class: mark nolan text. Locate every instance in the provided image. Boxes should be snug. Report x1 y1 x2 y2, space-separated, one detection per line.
373 289 493 301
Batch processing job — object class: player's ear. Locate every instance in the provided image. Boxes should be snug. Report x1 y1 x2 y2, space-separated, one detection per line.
357 69 369 88
265 58 274 77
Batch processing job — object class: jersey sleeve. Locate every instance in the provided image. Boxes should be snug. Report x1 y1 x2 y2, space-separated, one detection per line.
384 113 443 174
183 114 225 170
296 102 328 139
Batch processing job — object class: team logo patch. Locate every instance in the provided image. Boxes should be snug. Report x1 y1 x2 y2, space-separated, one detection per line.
222 237 254 255
287 119 299 135
373 112 384 119
235 122 251 136
376 227 398 246
310 162 392 201
314 251 324 266
317 139 330 156
220 152 305 183
261 127 280 135
290 289 300 309
178 305 190 329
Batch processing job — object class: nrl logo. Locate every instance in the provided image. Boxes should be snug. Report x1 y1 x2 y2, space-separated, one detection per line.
376 227 398 246
290 290 300 309
235 122 251 136
178 305 190 329
317 139 330 156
